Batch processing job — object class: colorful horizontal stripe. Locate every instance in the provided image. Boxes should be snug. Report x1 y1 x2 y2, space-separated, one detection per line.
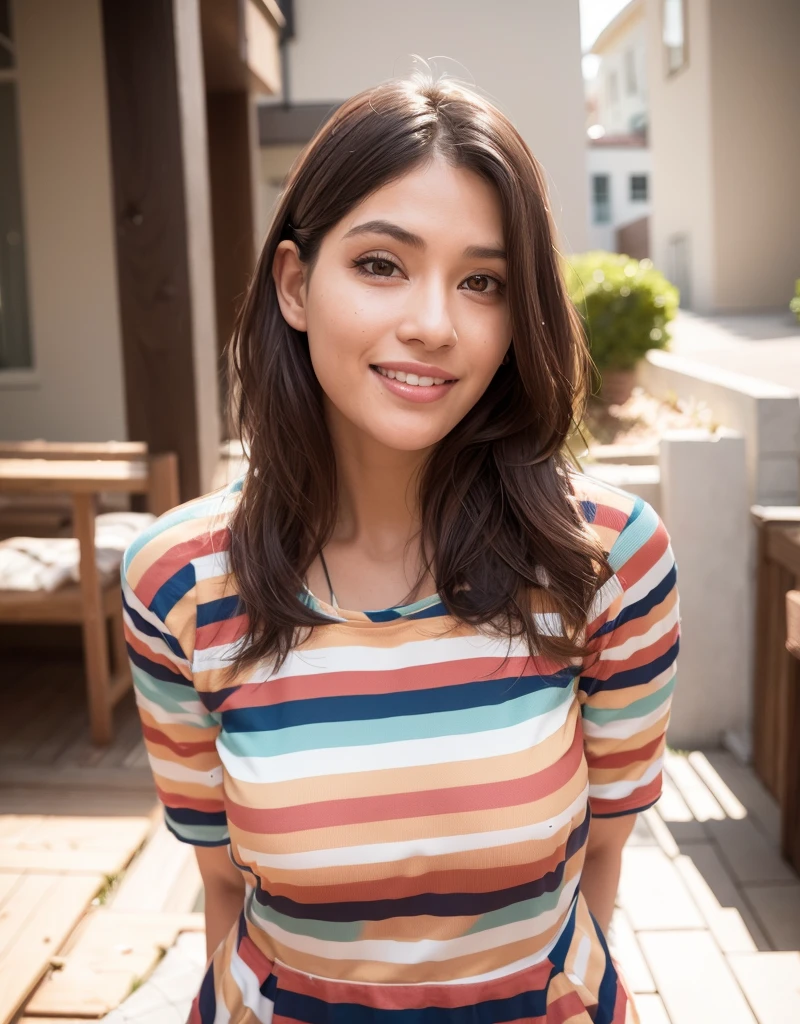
122 468 679 1022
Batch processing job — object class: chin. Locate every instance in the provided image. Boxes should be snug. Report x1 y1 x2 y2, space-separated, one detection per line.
366 421 452 453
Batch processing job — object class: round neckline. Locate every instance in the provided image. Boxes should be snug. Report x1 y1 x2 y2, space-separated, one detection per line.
300 584 443 623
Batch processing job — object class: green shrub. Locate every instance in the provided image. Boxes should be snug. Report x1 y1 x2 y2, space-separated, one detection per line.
563 251 679 373
791 279 800 324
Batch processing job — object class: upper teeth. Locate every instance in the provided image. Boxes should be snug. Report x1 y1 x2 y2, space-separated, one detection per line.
375 367 447 386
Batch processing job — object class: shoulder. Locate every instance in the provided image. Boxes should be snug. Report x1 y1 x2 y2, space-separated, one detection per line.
120 474 245 654
567 468 674 586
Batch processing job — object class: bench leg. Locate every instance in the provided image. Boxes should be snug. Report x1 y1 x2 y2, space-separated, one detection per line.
73 492 113 745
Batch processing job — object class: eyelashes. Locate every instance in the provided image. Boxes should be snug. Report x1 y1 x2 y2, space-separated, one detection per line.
351 253 505 295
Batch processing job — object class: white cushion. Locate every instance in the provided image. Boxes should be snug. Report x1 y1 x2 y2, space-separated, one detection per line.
0 511 157 592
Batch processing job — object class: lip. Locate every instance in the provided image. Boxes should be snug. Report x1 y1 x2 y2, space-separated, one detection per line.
369 361 459 382
369 366 458 404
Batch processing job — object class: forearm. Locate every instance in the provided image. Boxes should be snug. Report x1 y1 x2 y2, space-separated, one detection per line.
581 845 624 936
203 877 246 959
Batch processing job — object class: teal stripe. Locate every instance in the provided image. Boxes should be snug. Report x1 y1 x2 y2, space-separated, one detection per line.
464 879 567 935
122 475 243 573
133 668 221 727
250 899 361 942
164 810 228 845
608 497 658 572
582 673 675 725
219 682 573 759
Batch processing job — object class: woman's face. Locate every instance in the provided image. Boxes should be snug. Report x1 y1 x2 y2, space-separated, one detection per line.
273 155 512 454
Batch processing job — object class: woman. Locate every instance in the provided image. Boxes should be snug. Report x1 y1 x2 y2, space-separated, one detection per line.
122 73 679 1024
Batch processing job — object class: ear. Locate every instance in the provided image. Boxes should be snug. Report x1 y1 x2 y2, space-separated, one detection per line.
272 240 308 332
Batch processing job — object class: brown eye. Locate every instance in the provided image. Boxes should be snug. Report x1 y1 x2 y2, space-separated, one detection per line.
466 275 490 292
372 260 395 277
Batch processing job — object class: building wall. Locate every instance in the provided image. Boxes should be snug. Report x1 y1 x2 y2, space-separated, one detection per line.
0 0 127 440
646 0 716 311
271 0 588 252
593 15 649 135
587 145 652 251
709 0 800 311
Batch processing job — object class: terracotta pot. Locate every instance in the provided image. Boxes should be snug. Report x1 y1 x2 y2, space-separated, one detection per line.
599 368 637 406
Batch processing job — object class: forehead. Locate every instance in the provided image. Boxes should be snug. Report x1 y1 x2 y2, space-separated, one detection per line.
333 158 505 246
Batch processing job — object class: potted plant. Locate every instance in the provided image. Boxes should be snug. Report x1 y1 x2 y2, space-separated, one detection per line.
564 251 679 405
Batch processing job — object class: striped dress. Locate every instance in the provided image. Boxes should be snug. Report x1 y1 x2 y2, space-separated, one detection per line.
121 469 679 1024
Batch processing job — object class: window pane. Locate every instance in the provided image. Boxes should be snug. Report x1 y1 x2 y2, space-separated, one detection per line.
663 0 687 73
0 82 33 370
592 175 611 224
625 50 637 95
630 174 649 201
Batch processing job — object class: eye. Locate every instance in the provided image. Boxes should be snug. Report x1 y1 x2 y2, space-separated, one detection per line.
462 274 504 295
352 253 402 279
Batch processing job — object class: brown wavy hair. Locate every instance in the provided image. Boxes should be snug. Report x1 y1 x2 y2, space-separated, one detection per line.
223 73 611 680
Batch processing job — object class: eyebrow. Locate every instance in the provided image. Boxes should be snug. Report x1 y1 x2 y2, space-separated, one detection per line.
341 219 507 261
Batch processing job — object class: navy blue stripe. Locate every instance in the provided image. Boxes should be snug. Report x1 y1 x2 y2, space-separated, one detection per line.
409 600 448 620
272 983 550 1023
163 818 229 848
197 593 243 627
122 592 188 662
594 563 676 640
222 666 577 733
253 811 589 923
150 562 196 625
580 636 679 696
590 907 619 1024
125 643 191 687
579 498 597 523
197 959 216 1023
165 805 228 827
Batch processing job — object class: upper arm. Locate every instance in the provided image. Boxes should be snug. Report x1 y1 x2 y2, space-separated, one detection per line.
121 521 230 847
579 495 680 819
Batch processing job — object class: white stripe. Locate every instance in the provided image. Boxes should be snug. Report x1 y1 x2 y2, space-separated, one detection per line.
589 573 624 622
567 933 592 988
147 752 223 787
193 624 554 677
602 601 679 661
122 587 191 673
581 667 675 740
193 547 233 583
229 946 274 1021
249 874 580 967
213 994 231 1024
236 784 588 871
618 544 675 609
133 687 211 725
218 687 575 784
589 754 664 799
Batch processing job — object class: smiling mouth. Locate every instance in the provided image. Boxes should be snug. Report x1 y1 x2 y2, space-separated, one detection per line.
370 365 458 387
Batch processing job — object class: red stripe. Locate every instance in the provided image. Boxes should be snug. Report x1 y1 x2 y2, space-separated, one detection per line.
237 933 273 985
589 734 664 770
141 723 218 757
155 784 224 812
590 773 662 817
212 653 569 711
272 956 553 1009
134 526 229 606
227 725 583 834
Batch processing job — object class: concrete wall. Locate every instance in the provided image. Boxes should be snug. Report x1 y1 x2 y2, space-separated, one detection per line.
646 0 716 311
272 0 588 252
0 0 127 441
709 0 800 311
587 143 652 251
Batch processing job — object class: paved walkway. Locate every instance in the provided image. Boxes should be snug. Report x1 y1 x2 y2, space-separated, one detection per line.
96 747 800 1024
669 310 800 393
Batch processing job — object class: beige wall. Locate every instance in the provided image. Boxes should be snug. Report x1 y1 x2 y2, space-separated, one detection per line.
710 0 800 311
0 0 127 441
270 0 588 252
647 0 716 311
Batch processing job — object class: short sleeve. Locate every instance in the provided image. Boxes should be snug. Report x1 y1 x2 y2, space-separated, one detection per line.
579 497 680 818
121 525 229 846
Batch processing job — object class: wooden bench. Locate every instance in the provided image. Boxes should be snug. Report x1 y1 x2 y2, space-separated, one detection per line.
0 454 179 745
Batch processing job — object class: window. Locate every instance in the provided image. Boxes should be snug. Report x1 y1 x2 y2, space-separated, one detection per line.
625 49 638 95
663 0 688 75
630 174 649 202
0 0 32 370
608 70 619 105
592 175 611 224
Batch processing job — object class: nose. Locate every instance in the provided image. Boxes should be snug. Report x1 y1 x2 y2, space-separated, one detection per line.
397 273 457 350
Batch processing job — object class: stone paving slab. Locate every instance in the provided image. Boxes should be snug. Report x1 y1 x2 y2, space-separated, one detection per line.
726 951 800 1024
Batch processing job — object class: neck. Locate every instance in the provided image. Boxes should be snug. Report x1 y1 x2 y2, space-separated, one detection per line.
325 402 429 558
